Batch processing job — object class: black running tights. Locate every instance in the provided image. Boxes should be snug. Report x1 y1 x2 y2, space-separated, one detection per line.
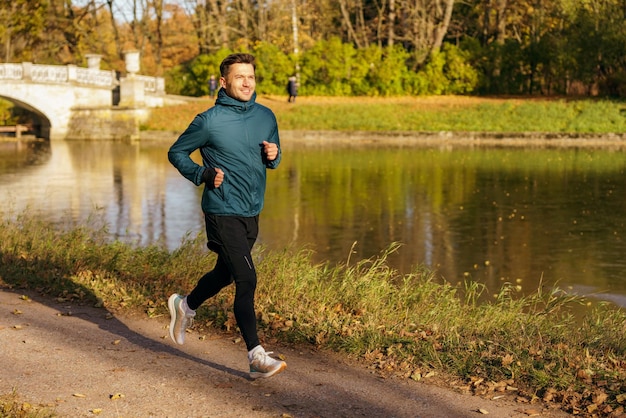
186 214 260 351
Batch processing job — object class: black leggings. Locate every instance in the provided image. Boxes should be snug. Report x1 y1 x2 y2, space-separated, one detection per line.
186 214 260 351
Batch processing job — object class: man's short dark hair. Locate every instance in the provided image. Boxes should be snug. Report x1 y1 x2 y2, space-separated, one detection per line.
220 53 256 78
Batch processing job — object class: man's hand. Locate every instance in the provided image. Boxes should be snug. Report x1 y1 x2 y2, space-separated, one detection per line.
262 141 278 161
202 167 224 188
213 168 224 187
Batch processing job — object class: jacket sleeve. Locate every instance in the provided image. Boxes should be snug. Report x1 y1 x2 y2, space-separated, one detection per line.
168 114 208 186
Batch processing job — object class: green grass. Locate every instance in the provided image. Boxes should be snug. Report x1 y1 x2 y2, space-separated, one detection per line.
1 214 626 416
146 95 626 135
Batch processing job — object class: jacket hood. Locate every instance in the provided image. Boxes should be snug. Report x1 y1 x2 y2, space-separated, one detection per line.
215 88 257 110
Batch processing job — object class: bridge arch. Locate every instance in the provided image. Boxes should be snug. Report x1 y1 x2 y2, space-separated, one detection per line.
0 93 52 140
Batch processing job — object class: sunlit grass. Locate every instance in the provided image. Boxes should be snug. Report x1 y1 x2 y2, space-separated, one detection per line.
145 95 626 134
1 214 626 415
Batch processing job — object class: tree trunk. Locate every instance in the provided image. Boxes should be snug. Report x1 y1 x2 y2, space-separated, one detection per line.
338 0 363 48
153 0 163 75
431 0 454 53
235 0 250 50
495 0 508 44
388 0 395 47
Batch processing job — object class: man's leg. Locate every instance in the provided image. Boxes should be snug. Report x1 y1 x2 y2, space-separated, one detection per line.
174 214 285 378
168 215 233 345
186 257 232 310
205 215 260 350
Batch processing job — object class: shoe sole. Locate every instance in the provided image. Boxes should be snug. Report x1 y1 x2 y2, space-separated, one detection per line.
250 362 287 379
167 294 183 345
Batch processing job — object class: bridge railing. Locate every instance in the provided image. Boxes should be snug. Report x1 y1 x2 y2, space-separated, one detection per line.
0 62 117 88
32 64 86 84
133 74 165 93
0 63 24 79
0 62 165 94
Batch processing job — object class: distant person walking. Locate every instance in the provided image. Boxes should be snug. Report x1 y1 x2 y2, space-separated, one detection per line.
208 74 218 98
287 76 298 103
167 53 286 379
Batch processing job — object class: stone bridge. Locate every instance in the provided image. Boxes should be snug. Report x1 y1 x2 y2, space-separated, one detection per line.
0 57 176 141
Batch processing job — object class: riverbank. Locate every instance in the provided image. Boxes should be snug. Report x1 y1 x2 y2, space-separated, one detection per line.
144 95 626 141
141 128 626 149
1 215 625 417
139 94 626 147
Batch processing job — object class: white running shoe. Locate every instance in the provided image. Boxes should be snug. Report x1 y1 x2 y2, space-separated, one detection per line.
168 293 195 345
248 345 287 379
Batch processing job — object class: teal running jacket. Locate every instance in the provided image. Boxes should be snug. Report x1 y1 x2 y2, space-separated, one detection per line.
168 90 281 217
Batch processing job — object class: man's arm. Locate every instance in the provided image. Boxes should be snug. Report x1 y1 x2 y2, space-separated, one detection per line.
168 115 209 186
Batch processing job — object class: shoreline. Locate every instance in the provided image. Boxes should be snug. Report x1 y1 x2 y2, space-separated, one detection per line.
140 129 626 148
6 129 626 148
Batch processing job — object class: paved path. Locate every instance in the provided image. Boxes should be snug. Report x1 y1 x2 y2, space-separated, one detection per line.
0 287 569 417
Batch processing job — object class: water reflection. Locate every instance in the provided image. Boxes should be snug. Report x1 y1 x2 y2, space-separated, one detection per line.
1 139 625 305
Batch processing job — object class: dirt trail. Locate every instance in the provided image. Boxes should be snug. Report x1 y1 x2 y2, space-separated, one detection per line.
0 287 570 418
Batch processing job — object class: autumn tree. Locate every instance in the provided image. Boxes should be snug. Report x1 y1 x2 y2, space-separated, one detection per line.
0 0 48 62
4 0 626 97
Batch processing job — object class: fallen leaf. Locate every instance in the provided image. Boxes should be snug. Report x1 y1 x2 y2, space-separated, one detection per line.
516 408 541 416
112 339 121 345
501 354 514 367
592 391 608 404
543 388 556 402
12 309 23 315
576 369 587 379
109 393 124 400
478 408 489 414
90 408 103 414
73 393 87 398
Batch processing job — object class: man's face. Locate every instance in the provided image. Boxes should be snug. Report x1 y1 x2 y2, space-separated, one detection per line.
220 63 256 102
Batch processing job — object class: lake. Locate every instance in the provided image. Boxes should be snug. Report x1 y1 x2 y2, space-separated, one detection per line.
1 137 625 307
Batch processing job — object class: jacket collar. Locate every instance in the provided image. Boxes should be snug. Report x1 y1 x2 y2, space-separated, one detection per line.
216 89 257 111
